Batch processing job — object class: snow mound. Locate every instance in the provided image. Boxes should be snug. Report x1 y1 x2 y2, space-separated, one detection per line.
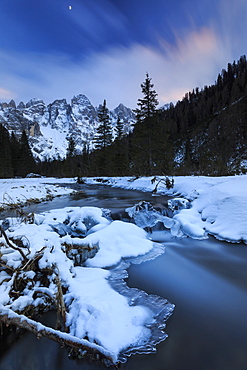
0 206 173 362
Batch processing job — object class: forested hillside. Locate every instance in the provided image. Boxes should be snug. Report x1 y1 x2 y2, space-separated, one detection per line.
1 55 247 178
163 55 247 175
0 127 35 178
72 55 247 177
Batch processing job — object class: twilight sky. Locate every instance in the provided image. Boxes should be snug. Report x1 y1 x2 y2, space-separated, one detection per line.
0 0 246 109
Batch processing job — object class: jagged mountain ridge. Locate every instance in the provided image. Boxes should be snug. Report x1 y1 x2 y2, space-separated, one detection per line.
0 94 136 160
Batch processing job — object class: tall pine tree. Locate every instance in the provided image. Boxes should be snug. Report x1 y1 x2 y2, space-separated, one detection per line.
66 137 76 157
10 131 20 177
93 100 113 175
134 72 159 122
16 130 36 177
115 115 124 140
133 73 159 174
95 100 112 149
0 124 13 178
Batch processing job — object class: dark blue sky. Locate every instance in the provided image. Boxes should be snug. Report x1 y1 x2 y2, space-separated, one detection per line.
0 0 218 55
0 0 246 108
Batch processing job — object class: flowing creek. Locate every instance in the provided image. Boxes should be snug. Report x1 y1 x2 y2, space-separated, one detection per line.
1 184 247 369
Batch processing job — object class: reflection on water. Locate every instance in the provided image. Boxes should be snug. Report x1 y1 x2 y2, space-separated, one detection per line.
1 184 247 369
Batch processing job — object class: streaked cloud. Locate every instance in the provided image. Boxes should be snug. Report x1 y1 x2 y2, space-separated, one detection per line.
0 87 15 100
0 0 246 109
0 27 234 109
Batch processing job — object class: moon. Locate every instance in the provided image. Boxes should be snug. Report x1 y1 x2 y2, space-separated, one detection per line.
68 5 72 10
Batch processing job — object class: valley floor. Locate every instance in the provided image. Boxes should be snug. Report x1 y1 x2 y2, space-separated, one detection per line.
0 174 247 364
1 174 247 243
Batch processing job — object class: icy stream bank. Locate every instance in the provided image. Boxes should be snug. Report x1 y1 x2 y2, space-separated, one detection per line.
84 175 247 244
0 205 174 364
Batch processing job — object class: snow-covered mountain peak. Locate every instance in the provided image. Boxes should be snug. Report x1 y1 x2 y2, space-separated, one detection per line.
71 94 92 106
23 98 46 124
0 94 136 161
71 94 98 128
8 99 16 109
50 98 68 106
26 98 45 108
17 101 26 109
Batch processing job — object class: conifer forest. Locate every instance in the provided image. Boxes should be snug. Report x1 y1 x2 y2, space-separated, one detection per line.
1 55 247 178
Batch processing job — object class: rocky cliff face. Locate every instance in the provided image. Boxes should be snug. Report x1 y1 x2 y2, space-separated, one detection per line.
0 95 135 160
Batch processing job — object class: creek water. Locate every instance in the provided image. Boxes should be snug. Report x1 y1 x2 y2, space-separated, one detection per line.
1 184 247 370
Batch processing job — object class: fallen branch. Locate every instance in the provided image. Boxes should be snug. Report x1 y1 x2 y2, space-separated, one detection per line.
0 305 117 365
21 246 46 271
0 226 28 263
151 176 174 192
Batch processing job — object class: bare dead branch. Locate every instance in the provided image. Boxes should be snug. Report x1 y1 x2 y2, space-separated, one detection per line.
54 269 68 332
0 226 28 263
21 246 46 271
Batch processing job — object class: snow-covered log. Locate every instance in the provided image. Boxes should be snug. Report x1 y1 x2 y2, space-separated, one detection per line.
0 305 117 364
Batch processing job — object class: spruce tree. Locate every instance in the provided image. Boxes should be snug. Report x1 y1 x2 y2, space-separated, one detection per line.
16 130 36 177
0 124 13 178
95 99 112 149
116 115 124 140
133 73 159 174
10 131 20 177
111 116 129 175
66 137 76 157
92 100 113 175
134 72 159 122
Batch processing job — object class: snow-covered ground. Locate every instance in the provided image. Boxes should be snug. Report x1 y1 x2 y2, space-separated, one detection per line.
0 177 75 210
85 175 247 244
1 174 247 363
0 205 173 363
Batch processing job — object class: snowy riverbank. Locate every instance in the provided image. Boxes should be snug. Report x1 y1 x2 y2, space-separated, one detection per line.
84 175 247 244
0 177 174 364
0 177 75 210
1 174 247 364
1 174 247 243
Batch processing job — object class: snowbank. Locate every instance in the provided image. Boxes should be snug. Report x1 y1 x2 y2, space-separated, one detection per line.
0 177 75 210
2 174 247 243
85 175 247 243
